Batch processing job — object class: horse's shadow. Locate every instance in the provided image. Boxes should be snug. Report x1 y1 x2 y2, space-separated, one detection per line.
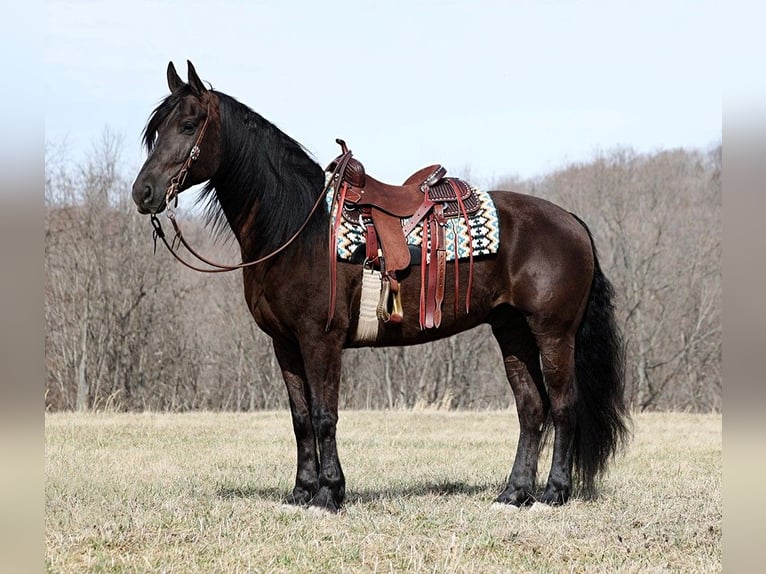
216 480 497 505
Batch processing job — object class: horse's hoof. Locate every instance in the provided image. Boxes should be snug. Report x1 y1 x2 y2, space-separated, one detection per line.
539 484 569 506
285 486 314 506
309 487 341 513
495 488 534 507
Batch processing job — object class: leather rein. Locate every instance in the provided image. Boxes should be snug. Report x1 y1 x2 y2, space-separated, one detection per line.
149 98 349 274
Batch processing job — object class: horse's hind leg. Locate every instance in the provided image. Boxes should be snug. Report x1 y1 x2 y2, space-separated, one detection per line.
535 333 577 505
492 316 549 507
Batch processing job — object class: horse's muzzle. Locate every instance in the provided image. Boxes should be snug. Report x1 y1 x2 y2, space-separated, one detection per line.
132 177 166 214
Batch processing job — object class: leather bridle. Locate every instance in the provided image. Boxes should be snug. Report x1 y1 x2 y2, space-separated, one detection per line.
163 98 212 210
149 97 345 274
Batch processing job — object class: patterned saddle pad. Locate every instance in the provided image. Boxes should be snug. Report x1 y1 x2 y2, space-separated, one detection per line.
325 181 500 263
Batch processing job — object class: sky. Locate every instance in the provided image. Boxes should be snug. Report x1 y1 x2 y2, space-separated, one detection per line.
42 1 759 189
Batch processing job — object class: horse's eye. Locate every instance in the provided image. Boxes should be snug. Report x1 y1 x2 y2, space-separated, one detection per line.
182 121 196 134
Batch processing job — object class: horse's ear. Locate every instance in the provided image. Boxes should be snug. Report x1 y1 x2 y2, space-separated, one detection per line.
187 60 207 96
167 61 184 93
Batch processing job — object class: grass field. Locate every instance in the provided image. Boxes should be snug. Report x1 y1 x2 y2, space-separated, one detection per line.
45 411 721 573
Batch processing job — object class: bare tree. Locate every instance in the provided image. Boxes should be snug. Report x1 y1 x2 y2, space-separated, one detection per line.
45 133 207 411
519 146 721 411
46 138 721 413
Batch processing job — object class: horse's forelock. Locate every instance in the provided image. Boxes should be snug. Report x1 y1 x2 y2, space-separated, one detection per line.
141 87 193 153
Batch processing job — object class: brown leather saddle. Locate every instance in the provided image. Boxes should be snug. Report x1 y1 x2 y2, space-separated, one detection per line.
327 139 479 330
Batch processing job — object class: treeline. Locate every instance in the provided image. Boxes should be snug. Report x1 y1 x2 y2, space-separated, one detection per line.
45 136 721 412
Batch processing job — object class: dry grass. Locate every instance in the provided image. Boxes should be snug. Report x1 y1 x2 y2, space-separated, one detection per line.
46 411 721 573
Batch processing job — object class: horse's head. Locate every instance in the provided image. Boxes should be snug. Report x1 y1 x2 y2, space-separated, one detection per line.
132 61 222 214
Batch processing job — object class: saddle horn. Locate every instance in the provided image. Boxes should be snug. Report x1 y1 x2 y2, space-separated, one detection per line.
336 138 349 154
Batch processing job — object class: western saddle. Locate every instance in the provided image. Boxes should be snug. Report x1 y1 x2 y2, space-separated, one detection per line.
327 139 480 331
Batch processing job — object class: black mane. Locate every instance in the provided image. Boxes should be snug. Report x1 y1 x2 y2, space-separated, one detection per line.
142 88 327 256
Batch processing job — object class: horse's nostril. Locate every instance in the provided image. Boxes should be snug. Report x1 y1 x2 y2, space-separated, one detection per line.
132 178 156 209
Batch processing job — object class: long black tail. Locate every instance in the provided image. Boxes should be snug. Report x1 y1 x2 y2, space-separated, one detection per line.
571 216 631 497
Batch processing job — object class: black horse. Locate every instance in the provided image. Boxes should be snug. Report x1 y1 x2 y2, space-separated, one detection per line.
132 61 629 512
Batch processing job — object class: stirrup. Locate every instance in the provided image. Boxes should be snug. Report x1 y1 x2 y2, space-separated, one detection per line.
389 290 403 323
376 280 404 324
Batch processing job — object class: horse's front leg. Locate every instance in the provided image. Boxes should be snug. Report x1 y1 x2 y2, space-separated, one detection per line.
273 339 319 505
301 334 346 512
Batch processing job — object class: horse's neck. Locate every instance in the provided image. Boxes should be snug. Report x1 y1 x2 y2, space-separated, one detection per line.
214 177 326 266
211 114 327 264
213 182 261 256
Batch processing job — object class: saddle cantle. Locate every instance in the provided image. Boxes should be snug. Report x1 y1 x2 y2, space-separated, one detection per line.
326 139 478 332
